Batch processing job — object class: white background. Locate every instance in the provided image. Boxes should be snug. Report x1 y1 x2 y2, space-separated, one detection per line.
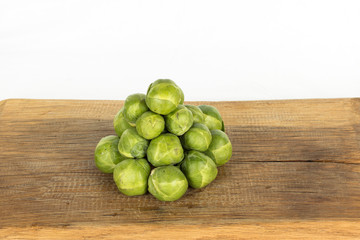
1 0 359 101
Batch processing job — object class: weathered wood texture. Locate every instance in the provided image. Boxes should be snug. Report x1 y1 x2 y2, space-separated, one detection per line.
1 98 360 239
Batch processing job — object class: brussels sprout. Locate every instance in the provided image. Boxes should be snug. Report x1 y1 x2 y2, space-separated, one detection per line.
118 128 149 158
148 166 188 201
146 79 183 115
123 93 149 126
198 105 224 131
94 135 126 173
185 105 204 124
113 158 150 196
113 107 135 137
179 87 185 104
182 123 212 152
136 111 165 140
181 150 218 188
147 133 184 167
205 130 232 166
164 105 193 136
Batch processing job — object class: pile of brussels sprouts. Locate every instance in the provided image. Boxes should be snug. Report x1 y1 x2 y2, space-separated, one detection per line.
94 79 232 201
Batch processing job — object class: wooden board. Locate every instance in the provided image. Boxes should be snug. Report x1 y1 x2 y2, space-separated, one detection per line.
1 98 360 239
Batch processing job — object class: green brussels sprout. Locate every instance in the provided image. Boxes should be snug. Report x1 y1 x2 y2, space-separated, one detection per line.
147 133 184 167
113 158 150 196
118 128 149 158
185 105 204 124
146 79 183 115
181 150 218 188
148 166 188 201
182 123 212 152
94 135 126 173
198 105 224 131
179 87 185 104
164 105 193 136
136 111 165 140
123 93 149 126
113 107 135 137
205 130 232 166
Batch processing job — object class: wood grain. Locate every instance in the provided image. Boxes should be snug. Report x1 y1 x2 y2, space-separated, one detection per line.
1 221 360 240
1 98 360 239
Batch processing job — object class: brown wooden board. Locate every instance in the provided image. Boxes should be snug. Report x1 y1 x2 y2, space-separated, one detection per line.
1 98 360 239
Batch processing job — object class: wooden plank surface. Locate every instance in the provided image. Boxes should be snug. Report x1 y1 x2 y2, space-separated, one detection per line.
1 98 360 239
